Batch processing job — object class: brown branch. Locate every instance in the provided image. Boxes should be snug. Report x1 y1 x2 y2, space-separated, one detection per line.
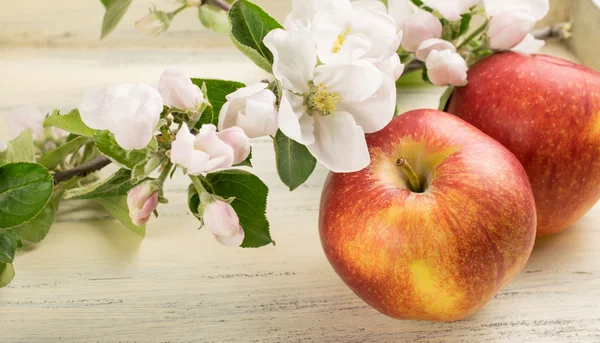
53 156 111 185
202 0 232 11
532 22 572 40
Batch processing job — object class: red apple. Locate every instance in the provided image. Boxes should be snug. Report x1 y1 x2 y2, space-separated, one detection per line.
447 52 600 236
319 110 536 322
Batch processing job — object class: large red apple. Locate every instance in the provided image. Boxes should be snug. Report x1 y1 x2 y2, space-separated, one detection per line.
447 52 600 236
319 110 536 322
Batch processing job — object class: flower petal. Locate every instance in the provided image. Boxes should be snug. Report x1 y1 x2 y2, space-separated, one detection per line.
314 60 383 103
421 0 479 21
387 0 414 30
278 91 315 145
158 67 204 111
213 226 245 247
488 10 536 50
400 9 443 52
79 86 117 130
338 74 396 133
306 111 370 172
483 0 549 20
263 28 316 94
415 38 456 61
511 33 545 55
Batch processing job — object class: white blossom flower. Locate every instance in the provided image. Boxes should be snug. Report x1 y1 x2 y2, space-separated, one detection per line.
387 0 414 31
202 200 245 247
351 0 387 12
311 7 403 75
158 67 205 112
483 0 549 50
512 33 545 55
216 127 251 165
80 83 163 150
399 9 442 52
170 123 250 175
218 83 278 138
483 0 549 20
6 105 67 140
425 49 468 86
416 38 456 61
135 11 170 37
421 0 479 21
127 182 159 226
264 28 396 172
487 9 537 50
284 0 353 30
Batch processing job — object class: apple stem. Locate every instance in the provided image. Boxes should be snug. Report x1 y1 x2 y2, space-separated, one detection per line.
396 158 422 192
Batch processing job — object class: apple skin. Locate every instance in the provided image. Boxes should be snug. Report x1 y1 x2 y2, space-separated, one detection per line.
447 52 600 236
319 110 536 322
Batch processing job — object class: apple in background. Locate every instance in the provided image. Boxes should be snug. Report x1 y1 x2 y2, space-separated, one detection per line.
447 52 600 236
319 110 536 322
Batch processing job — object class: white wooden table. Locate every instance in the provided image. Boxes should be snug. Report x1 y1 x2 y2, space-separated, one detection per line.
1 38 599 343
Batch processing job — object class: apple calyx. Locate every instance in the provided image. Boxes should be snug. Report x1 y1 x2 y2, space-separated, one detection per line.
396 158 423 193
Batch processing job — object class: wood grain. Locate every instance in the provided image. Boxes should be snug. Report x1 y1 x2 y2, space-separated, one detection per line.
1 43 599 342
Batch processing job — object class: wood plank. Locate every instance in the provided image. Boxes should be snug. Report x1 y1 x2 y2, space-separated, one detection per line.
1 43 599 342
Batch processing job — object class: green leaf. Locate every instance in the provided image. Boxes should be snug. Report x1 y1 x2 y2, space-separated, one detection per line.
188 184 201 217
206 169 272 247
101 0 133 38
97 197 145 237
228 0 283 72
438 86 455 111
38 136 91 170
0 229 21 264
0 163 54 228
0 263 15 288
199 4 230 34
65 168 145 200
44 109 96 137
459 13 472 36
3 130 35 165
94 131 153 169
273 130 316 191
191 79 246 128
13 185 66 243
132 154 165 183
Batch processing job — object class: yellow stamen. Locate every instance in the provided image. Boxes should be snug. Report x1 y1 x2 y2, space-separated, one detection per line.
307 83 341 116
332 27 352 54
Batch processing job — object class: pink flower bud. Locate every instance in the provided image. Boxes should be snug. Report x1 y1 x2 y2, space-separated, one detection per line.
216 127 251 165
127 183 160 226
416 38 456 62
400 10 442 52
425 49 468 87
203 200 245 247
158 67 205 112
488 9 536 50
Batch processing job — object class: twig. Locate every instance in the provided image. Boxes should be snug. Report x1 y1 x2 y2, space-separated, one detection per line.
53 156 111 185
201 0 232 11
532 22 572 40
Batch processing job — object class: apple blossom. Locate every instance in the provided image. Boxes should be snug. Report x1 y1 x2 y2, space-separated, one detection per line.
421 0 479 21
264 28 396 172
311 7 402 76
170 123 250 175
487 9 537 50
284 0 353 30
216 127 251 165
6 105 67 140
218 83 278 138
158 67 205 112
483 0 549 20
425 49 468 87
512 33 546 55
127 182 160 226
79 83 163 150
351 0 387 12
399 9 442 52
416 38 456 61
202 199 245 247
387 0 413 31
135 11 170 37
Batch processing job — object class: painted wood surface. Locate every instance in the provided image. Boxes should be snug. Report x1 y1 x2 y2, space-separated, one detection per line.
0 36 599 343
